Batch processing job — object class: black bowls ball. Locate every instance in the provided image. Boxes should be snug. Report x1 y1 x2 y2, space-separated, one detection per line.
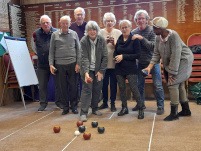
91 121 98 128
79 125 86 133
97 126 105 134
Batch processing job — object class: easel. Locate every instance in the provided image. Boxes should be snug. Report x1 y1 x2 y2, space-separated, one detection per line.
0 56 26 109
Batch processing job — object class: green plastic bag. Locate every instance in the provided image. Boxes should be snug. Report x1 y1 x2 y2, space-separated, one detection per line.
190 82 201 105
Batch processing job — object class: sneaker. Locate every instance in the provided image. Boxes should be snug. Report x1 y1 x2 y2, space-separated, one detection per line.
38 106 46 112
92 110 102 116
80 115 87 122
132 104 146 111
157 107 164 115
98 103 108 110
111 104 117 112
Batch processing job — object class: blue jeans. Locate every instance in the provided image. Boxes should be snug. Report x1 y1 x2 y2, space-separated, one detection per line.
138 63 164 108
102 69 117 105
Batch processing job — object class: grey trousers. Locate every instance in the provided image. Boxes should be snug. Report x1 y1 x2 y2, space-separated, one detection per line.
80 71 103 115
168 82 188 105
116 74 142 108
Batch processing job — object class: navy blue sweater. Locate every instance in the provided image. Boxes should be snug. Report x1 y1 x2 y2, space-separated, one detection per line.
114 33 141 75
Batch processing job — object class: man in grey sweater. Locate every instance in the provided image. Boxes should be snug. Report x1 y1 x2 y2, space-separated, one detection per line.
131 10 164 115
49 15 81 115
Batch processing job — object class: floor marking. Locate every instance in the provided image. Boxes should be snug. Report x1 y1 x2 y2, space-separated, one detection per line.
108 112 115 119
61 136 77 151
0 111 54 142
148 113 156 151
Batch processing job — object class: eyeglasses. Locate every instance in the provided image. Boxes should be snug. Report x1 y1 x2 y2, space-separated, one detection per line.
137 17 146 21
41 22 51 25
76 14 84 17
106 20 114 23
120 26 130 30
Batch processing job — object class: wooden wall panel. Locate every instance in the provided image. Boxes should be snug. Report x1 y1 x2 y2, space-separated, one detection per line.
22 0 201 52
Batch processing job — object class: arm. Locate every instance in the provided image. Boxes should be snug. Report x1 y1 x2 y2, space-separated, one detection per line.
98 39 108 75
75 33 81 73
49 33 56 74
167 32 182 75
31 32 37 54
123 38 141 60
80 39 90 75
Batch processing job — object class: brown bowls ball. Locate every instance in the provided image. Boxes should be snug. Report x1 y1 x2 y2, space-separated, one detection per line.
83 132 91 140
53 126 61 133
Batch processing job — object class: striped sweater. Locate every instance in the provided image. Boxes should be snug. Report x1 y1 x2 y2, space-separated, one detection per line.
131 25 156 66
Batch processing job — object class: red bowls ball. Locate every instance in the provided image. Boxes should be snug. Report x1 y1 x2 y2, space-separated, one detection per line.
53 126 60 133
83 132 91 140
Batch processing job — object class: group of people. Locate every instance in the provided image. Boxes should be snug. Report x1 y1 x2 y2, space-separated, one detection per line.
32 7 193 122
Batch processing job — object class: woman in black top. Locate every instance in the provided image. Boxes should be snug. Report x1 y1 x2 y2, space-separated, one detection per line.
114 19 144 119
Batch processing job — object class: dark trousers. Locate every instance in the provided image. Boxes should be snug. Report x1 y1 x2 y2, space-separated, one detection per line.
102 69 117 105
80 71 103 115
55 62 77 111
37 67 50 107
116 74 142 108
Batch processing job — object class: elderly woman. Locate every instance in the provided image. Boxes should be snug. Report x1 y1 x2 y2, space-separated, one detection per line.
114 19 144 119
80 21 108 122
144 17 193 121
98 12 122 112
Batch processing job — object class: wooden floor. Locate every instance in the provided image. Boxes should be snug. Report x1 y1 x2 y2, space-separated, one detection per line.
0 100 201 151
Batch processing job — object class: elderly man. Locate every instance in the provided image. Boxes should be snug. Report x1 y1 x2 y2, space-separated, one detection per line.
69 7 87 105
31 15 59 112
49 15 81 115
131 10 165 115
70 7 87 40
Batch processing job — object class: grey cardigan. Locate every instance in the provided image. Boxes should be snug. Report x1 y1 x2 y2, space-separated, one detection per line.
80 35 108 80
150 30 194 85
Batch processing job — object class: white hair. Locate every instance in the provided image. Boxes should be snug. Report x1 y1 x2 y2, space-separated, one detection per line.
74 7 85 15
103 12 116 26
119 19 132 28
134 9 150 23
85 21 100 35
40 15 51 23
60 15 71 22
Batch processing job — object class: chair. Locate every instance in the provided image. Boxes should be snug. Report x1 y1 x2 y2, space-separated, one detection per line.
186 33 201 97
0 53 22 106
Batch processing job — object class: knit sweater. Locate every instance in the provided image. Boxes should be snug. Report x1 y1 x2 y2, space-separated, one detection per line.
150 30 194 85
99 28 122 69
32 27 57 68
49 29 81 66
69 21 87 41
131 25 155 66
114 33 141 75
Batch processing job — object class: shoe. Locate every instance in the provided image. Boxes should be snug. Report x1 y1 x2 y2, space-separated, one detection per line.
92 110 102 116
164 104 179 121
56 104 64 110
178 102 191 116
132 104 146 111
38 106 46 112
72 109 79 114
138 109 144 119
111 104 117 112
80 115 87 122
62 109 69 115
157 107 164 115
98 103 108 110
117 107 129 116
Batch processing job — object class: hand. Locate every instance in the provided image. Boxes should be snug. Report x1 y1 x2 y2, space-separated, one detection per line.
106 35 110 44
114 55 123 63
75 64 80 73
84 72 90 83
168 73 176 85
109 37 115 46
50 65 56 75
142 67 151 75
132 34 143 40
95 72 103 82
